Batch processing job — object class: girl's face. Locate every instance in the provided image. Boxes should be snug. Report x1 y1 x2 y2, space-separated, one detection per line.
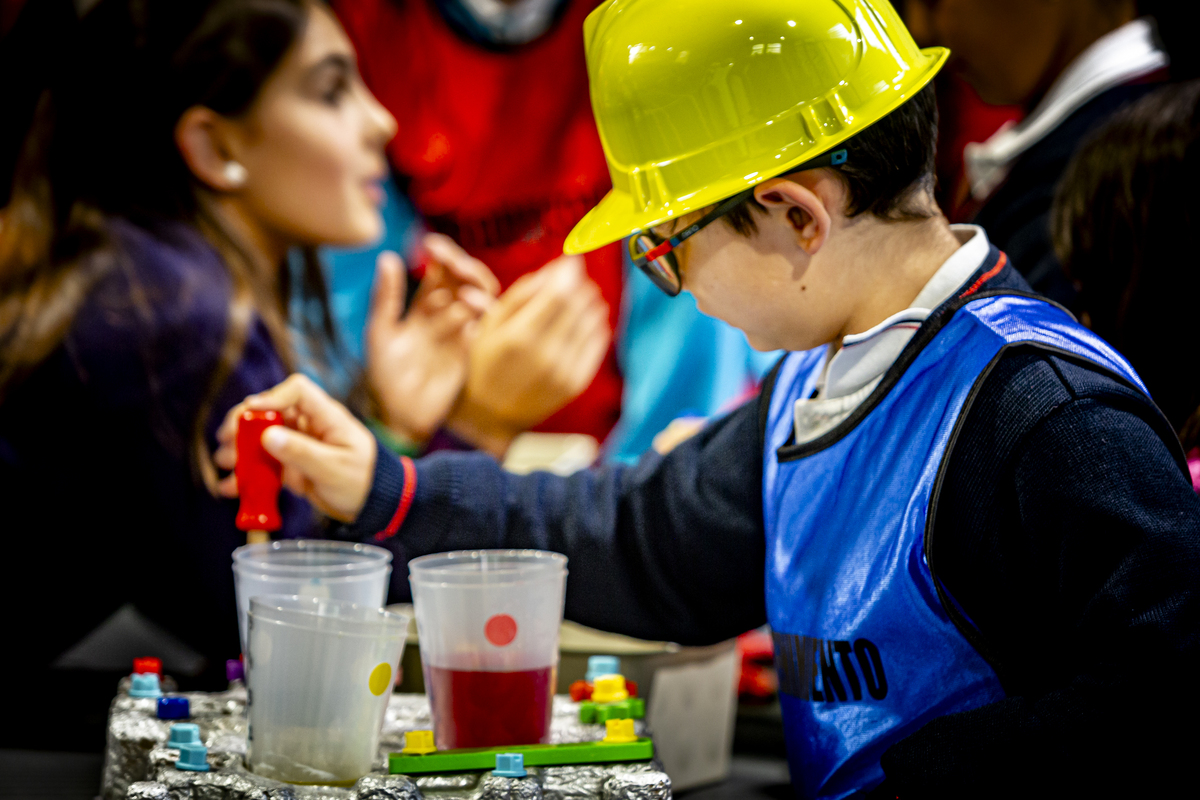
225 4 396 250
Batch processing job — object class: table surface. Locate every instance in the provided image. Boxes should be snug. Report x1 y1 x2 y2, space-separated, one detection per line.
0 750 793 800
2 694 793 799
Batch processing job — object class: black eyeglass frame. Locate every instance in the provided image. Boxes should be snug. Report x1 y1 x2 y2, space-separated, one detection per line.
627 147 849 296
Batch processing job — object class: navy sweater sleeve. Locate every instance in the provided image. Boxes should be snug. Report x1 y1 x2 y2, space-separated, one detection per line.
355 396 768 645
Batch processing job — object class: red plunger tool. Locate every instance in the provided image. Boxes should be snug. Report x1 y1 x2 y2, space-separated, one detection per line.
235 409 285 544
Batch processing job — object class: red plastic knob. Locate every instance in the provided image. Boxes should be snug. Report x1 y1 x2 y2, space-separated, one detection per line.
235 410 284 532
132 656 162 676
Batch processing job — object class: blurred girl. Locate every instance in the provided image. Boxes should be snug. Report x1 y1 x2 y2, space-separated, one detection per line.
1054 79 1200 487
0 0 496 722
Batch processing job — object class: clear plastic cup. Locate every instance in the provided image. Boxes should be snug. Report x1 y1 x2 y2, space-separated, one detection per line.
409 550 567 750
232 540 392 654
245 595 408 785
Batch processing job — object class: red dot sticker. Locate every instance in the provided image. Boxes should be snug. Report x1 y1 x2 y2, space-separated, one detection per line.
484 614 518 647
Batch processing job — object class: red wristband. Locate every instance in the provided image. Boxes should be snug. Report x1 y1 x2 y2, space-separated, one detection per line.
375 456 416 541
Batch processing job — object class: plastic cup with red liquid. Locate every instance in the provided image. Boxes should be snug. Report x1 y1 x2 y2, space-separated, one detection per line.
408 550 568 751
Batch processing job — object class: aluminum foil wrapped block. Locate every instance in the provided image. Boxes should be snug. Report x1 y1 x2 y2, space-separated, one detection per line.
479 774 543 800
377 693 434 759
541 762 669 800
124 782 170 800
148 744 316 799
412 772 481 795
351 775 422 800
105 689 671 800
601 772 671 800
102 687 250 800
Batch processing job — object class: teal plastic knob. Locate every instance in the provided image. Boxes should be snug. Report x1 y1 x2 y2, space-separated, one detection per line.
493 752 526 778
175 741 210 772
585 655 620 683
167 723 201 749
129 673 162 698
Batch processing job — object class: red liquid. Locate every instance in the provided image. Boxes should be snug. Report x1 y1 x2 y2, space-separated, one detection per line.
425 665 555 750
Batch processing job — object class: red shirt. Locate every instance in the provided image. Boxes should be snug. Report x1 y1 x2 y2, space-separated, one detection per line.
336 0 623 441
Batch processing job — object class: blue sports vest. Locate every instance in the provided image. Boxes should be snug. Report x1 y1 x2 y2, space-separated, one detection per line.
761 291 1146 799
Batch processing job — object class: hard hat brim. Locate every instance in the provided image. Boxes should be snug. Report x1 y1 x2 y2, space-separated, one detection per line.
565 46 950 255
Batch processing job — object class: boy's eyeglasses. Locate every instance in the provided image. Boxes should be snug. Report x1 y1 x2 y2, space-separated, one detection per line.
627 148 848 296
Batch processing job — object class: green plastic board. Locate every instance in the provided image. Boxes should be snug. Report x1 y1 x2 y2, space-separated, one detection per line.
388 737 654 774
579 697 646 723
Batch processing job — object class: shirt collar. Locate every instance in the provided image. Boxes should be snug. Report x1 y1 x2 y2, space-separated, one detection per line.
822 224 990 400
793 225 994 443
964 18 1167 200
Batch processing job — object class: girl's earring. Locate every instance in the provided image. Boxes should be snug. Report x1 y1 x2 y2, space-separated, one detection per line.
223 161 248 188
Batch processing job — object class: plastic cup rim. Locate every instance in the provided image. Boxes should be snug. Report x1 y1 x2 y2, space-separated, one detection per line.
247 613 409 640
408 549 567 585
248 594 409 637
233 540 392 577
233 567 390 584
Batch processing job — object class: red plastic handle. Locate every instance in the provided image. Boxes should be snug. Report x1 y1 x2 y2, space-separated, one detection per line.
235 410 284 532
132 657 162 676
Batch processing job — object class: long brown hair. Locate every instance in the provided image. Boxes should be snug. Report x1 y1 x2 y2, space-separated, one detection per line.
0 0 338 490
1053 79 1200 450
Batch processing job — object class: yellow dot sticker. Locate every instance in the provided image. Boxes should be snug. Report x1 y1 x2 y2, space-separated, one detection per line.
368 662 392 696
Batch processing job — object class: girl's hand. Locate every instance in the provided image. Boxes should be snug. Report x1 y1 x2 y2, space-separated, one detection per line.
420 232 500 298
214 374 377 522
365 247 494 443
446 254 611 457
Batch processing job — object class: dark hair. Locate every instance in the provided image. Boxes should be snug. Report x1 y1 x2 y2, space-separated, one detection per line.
1053 79 1200 449
0 0 336 489
1143 2 1200 83
724 82 939 236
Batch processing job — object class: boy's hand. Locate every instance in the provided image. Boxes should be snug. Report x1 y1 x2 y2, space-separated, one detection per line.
214 375 377 523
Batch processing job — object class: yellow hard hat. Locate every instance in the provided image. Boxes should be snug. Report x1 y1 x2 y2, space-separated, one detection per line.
564 0 948 255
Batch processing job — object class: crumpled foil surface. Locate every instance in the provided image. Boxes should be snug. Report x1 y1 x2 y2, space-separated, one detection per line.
102 685 669 800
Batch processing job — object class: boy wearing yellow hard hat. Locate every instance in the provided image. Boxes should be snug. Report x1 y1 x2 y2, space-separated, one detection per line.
222 0 1200 795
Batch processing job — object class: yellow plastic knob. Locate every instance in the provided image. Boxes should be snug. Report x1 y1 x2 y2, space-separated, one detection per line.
401 730 436 755
591 674 629 704
603 718 637 744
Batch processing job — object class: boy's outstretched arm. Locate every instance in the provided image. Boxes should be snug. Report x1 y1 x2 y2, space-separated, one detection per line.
216 374 769 646
358 401 768 645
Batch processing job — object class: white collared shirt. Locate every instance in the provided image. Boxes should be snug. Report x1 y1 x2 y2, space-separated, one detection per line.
964 18 1167 200
793 225 991 444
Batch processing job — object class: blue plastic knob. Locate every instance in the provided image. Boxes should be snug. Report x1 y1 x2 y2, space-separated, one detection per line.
585 655 621 683
157 697 190 720
493 752 527 778
129 673 163 698
168 723 201 748
175 741 210 772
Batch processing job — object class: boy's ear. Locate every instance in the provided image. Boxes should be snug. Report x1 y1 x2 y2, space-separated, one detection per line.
753 176 834 255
